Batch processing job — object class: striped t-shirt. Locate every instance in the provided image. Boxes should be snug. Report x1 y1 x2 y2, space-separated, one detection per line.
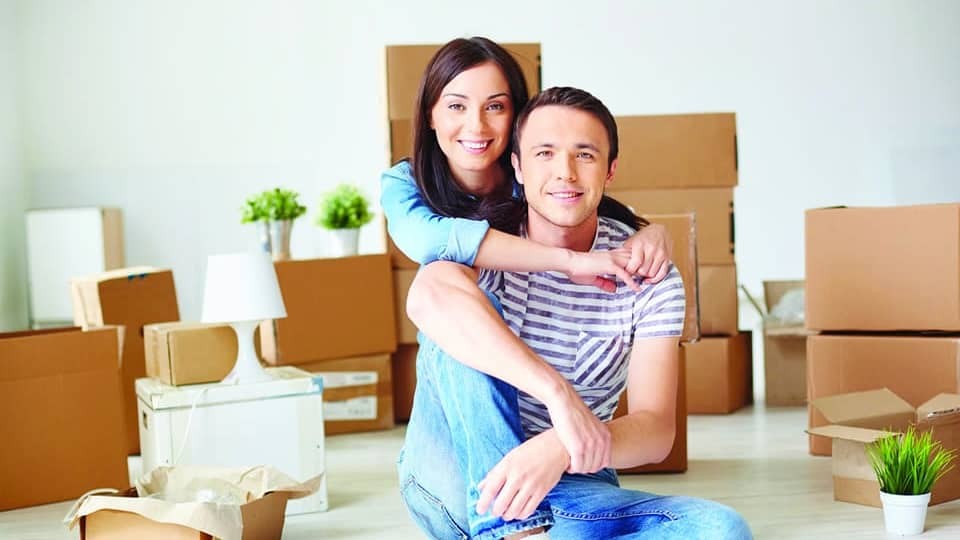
477 216 686 439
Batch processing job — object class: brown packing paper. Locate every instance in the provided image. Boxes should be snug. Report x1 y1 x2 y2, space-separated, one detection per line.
68 465 323 540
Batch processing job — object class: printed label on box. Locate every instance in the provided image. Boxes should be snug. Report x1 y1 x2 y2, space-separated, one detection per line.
324 396 378 421
318 371 378 389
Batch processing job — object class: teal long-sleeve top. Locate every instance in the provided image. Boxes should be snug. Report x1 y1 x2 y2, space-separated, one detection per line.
380 161 491 267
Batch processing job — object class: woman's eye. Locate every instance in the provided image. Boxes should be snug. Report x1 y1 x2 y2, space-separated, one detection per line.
448 103 465 111
487 102 505 111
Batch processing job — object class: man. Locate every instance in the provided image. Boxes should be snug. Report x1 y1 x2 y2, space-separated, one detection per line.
399 87 751 540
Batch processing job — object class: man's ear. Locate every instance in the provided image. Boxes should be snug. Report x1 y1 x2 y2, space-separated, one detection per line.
511 152 523 184
604 158 618 188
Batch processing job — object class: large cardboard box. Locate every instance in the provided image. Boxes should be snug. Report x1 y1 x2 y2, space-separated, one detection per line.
72 267 181 454
647 213 700 343
614 113 738 190
260 255 397 365
808 389 960 506
386 43 541 121
699 264 738 336
806 204 960 331
392 344 418 422
807 335 960 455
300 354 395 435
684 332 752 414
0 326 128 510
143 322 237 386
761 280 810 407
393 268 419 344
610 188 734 265
135 367 327 515
616 347 687 473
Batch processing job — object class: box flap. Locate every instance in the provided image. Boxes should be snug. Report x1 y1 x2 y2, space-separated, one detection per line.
811 388 914 424
918 393 960 425
763 280 804 312
807 424 893 443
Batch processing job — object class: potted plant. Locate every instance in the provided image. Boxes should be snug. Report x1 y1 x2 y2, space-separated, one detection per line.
868 425 955 535
315 184 374 257
240 188 307 260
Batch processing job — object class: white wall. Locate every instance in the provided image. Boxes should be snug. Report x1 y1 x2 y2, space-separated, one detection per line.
16 0 960 321
0 0 28 331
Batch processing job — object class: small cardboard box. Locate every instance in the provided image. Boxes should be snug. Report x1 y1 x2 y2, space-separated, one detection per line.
610 188 734 265
0 326 128 511
806 204 960 331
807 389 960 506
699 264 738 336
807 335 960 455
684 332 753 414
616 347 687 473
71 266 181 454
300 353 395 435
144 322 237 386
69 466 323 540
260 255 397 365
392 344 418 423
614 113 738 189
646 213 700 343
761 280 810 407
386 43 541 121
393 268 419 344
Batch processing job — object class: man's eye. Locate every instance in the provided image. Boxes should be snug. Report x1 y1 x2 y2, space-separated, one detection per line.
577 152 595 160
535 150 552 158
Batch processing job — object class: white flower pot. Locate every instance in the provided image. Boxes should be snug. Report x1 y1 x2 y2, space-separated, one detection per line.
880 491 931 536
330 228 359 257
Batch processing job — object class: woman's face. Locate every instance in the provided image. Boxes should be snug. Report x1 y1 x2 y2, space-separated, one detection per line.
430 61 513 194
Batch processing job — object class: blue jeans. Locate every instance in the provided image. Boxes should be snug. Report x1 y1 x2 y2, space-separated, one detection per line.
398 296 752 539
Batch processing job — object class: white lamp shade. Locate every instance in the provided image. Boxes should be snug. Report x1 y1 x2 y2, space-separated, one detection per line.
201 252 287 323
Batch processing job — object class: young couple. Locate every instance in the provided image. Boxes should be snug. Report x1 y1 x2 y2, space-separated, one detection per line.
381 37 752 540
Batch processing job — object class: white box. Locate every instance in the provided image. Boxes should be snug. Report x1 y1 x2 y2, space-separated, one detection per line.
136 366 328 515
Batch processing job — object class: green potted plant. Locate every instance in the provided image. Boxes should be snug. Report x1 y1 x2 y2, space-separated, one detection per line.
240 188 307 260
868 425 955 535
315 184 374 257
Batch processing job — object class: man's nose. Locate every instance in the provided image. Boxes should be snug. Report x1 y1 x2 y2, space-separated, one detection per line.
555 154 576 181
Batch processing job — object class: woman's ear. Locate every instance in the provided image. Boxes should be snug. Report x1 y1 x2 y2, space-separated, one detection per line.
511 152 523 184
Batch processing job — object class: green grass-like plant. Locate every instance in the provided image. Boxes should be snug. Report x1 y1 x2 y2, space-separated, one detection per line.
240 188 307 223
868 425 956 495
316 184 374 230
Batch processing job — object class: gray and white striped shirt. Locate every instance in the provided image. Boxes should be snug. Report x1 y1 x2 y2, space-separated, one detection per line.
478 217 685 439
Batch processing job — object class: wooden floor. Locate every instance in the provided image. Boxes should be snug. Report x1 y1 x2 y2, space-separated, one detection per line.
3 405 960 539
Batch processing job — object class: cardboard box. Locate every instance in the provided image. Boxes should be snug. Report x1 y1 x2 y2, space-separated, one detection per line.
614 113 738 189
392 344 418 422
761 280 810 407
699 264 738 336
806 204 960 331
300 354 395 435
260 255 397 365
646 213 700 343
393 268 419 344
610 188 734 265
390 119 413 165
71 267 181 455
135 367 327 515
386 43 541 121
0 326 128 510
684 332 752 414
616 347 687 473
143 322 237 386
807 335 960 455
808 389 960 506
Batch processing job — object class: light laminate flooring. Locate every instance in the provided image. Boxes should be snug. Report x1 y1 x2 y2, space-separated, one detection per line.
3 405 959 539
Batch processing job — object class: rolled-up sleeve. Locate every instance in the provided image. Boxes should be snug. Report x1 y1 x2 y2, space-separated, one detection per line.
380 162 490 266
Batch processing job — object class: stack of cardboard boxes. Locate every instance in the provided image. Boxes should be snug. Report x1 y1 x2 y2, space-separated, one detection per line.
805 204 960 457
608 113 752 415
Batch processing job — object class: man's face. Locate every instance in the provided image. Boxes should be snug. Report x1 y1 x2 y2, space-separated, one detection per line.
512 105 616 230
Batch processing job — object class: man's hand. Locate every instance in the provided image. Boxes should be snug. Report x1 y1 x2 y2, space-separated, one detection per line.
565 248 641 292
476 430 568 521
622 223 673 284
543 383 612 474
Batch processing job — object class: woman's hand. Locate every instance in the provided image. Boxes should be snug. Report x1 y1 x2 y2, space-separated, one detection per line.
565 248 642 292
622 223 673 284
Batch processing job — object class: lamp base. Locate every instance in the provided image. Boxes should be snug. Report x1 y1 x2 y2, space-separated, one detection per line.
223 320 274 385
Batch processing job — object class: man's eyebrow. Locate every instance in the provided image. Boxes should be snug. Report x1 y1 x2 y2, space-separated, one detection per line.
575 142 601 152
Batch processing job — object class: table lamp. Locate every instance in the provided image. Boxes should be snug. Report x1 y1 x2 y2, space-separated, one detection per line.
200 251 287 384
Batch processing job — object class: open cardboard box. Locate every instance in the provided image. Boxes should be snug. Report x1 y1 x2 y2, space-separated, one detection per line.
67 465 323 540
807 388 960 507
